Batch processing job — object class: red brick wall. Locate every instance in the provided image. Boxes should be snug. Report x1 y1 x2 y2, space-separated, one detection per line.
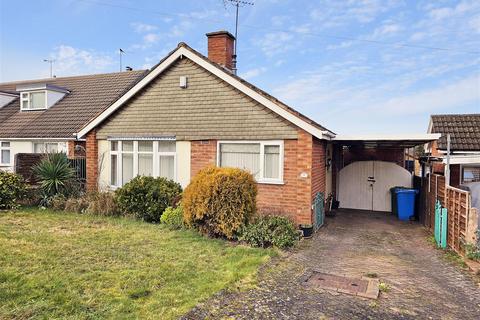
207 32 234 70
343 147 405 168
67 141 86 158
189 130 324 225
429 140 445 174
450 164 461 187
190 140 217 177
85 130 98 191
312 138 326 198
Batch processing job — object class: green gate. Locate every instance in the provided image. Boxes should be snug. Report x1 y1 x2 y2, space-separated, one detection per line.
434 200 448 248
313 192 325 230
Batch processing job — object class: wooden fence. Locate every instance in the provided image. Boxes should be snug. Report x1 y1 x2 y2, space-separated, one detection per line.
419 173 477 254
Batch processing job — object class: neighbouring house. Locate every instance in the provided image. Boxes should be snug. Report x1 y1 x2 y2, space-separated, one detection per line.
427 114 480 187
0 70 146 172
1 30 440 226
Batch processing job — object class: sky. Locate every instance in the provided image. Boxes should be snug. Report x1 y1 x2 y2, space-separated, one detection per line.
1 0 479 134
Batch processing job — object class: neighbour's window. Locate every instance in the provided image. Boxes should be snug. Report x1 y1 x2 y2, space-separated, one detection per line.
110 140 176 187
218 141 283 183
463 167 480 183
33 142 65 153
0 142 11 165
20 91 46 110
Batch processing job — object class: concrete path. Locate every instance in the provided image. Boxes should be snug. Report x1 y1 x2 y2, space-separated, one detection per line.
183 210 480 319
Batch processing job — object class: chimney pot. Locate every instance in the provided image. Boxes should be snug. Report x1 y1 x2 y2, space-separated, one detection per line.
206 31 235 72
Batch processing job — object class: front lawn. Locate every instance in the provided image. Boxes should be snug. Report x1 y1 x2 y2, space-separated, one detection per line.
0 209 274 319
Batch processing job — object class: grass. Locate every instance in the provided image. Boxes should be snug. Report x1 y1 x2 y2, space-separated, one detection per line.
443 250 468 269
0 208 274 319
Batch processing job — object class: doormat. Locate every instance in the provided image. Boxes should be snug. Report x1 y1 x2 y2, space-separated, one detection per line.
305 272 379 299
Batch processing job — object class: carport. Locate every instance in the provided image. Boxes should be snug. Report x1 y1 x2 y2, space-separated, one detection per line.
331 134 440 212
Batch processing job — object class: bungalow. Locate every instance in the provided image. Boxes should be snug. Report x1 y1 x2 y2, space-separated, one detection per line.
427 114 480 187
1 31 439 226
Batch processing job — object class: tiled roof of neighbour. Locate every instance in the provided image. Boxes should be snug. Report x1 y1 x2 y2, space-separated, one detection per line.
0 70 147 139
430 114 480 151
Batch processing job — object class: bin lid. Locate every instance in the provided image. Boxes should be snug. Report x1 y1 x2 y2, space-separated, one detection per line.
395 189 418 194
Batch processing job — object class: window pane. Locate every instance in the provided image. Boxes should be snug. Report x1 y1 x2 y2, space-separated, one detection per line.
122 153 134 183
111 141 118 151
138 153 153 176
220 143 260 177
33 143 44 153
1 142 10 148
46 143 58 153
138 141 153 152
158 141 175 152
30 92 46 109
110 154 117 185
122 141 133 151
1 150 10 164
159 155 175 180
264 145 280 179
21 99 30 109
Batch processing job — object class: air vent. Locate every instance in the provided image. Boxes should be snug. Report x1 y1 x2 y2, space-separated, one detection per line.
179 76 188 88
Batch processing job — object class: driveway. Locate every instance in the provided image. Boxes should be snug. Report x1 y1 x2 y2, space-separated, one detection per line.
183 209 480 320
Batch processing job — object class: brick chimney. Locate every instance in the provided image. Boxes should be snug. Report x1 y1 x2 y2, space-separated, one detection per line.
206 31 235 72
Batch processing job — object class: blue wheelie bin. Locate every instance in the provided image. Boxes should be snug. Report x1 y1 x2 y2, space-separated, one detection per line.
395 189 418 221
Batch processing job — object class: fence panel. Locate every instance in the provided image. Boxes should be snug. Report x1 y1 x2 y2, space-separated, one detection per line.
446 186 470 254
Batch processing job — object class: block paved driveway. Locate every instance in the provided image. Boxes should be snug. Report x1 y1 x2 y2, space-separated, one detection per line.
183 209 480 320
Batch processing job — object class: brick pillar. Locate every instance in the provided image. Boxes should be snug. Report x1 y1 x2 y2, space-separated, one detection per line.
86 130 98 191
296 129 313 225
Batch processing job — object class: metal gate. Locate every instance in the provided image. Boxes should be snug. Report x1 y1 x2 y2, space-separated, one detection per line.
313 192 325 230
434 200 448 248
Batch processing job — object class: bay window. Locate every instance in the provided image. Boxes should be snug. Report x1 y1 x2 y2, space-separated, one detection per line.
218 141 283 183
110 140 176 187
0 142 11 165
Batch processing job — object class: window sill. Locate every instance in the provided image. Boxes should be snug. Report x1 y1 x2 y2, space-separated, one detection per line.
256 180 284 185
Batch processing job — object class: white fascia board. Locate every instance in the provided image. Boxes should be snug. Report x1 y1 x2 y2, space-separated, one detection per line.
442 155 480 164
0 137 83 141
333 133 441 141
77 46 332 140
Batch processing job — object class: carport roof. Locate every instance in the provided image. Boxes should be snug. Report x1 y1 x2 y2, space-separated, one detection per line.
333 134 441 148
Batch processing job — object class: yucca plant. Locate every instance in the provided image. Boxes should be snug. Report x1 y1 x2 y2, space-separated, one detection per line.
34 153 75 197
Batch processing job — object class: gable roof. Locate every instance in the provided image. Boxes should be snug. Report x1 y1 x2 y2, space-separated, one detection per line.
0 70 146 139
77 43 334 140
429 114 480 151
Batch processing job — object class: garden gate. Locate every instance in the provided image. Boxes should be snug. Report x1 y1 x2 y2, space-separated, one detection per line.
313 192 325 230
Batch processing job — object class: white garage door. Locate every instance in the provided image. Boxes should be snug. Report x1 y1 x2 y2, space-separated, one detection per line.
338 160 412 212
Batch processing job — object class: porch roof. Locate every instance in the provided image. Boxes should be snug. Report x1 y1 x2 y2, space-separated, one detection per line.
333 134 441 148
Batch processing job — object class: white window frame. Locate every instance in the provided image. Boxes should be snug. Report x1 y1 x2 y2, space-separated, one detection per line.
109 140 177 188
217 140 284 184
32 142 66 153
0 141 11 165
20 90 47 111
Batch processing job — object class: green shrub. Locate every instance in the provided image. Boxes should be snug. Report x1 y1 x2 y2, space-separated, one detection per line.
115 176 182 223
183 166 257 239
239 216 299 249
33 153 75 197
0 171 26 210
160 205 184 229
85 192 120 216
465 230 480 261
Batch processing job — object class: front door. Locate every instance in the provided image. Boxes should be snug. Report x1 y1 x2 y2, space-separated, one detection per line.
338 161 412 212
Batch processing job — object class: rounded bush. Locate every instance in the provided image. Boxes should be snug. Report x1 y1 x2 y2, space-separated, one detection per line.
160 205 184 229
239 216 299 249
0 171 27 210
183 166 257 239
115 176 182 223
